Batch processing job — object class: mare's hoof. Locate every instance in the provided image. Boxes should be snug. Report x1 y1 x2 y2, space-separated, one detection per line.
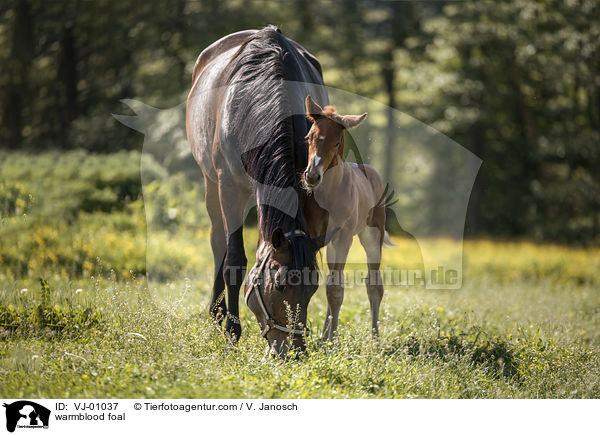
225 318 242 342
209 305 227 326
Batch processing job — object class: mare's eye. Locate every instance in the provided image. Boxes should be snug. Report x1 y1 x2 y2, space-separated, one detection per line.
334 142 340 147
273 266 288 290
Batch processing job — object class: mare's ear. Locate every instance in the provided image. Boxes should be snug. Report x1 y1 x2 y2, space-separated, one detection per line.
270 227 286 250
311 227 341 250
305 95 323 121
341 112 367 129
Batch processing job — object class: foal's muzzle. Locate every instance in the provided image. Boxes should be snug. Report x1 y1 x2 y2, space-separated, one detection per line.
303 167 322 188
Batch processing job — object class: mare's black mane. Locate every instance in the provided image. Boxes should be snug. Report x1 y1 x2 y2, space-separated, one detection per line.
224 25 321 279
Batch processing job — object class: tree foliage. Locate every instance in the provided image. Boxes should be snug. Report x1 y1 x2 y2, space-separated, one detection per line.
0 0 598 242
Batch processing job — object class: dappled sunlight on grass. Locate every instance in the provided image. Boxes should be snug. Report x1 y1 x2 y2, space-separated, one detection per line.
1 151 599 398
2 235 599 398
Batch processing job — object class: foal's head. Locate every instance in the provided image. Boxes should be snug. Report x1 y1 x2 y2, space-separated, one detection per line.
302 95 367 190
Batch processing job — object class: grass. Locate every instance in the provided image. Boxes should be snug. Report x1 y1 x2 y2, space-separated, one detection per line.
1 150 599 398
1 237 599 398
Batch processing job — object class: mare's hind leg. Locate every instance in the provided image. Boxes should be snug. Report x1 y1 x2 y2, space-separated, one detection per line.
322 233 353 342
204 174 227 324
358 226 384 337
218 177 250 342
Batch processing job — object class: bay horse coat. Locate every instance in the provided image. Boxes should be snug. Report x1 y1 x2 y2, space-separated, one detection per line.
186 26 328 351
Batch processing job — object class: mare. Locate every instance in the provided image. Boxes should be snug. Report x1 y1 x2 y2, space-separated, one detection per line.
186 26 330 355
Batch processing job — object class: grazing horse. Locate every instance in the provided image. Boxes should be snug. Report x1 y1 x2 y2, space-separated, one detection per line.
302 95 393 340
186 26 329 354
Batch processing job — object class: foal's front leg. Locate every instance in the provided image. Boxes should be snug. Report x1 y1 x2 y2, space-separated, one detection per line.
322 233 353 342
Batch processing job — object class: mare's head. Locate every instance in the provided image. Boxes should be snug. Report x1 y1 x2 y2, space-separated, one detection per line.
245 227 333 357
302 95 367 190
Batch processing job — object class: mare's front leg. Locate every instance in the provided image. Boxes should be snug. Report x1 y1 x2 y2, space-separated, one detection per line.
358 226 384 337
204 174 227 324
218 178 250 342
322 233 353 342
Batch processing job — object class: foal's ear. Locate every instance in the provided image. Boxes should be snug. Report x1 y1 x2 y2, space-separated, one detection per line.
270 227 287 250
311 227 341 250
305 95 323 120
341 112 367 129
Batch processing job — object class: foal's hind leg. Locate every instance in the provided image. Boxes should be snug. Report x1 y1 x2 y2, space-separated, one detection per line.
218 177 250 342
322 233 353 342
358 226 384 337
204 174 227 324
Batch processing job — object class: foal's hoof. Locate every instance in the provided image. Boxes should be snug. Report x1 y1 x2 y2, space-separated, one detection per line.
225 318 242 343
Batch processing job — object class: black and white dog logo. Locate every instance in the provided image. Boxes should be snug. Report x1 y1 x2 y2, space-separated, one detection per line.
3 401 50 432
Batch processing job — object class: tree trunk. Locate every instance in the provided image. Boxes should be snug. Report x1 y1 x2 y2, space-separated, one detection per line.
58 22 78 147
4 0 34 149
382 57 396 185
465 121 483 235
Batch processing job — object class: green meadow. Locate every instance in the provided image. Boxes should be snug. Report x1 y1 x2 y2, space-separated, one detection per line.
1 151 599 398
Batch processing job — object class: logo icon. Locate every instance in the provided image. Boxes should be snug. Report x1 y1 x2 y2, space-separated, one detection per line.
3 401 50 433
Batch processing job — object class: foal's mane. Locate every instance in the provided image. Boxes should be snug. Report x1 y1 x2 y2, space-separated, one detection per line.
322 105 343 122
224 25 316 274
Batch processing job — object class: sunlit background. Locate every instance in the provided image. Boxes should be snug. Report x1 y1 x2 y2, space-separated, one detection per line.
1 1 599 398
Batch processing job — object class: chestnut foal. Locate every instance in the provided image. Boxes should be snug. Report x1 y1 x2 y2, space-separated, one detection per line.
302 95 393 340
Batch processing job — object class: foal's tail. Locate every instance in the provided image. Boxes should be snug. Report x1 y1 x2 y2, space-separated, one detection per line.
375 183 398 247
383 230 395 247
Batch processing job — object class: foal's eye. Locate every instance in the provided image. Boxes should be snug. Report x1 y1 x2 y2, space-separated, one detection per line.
334 142 340 147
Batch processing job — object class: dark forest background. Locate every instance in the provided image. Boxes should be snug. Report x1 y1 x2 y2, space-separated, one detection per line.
1 0 599 243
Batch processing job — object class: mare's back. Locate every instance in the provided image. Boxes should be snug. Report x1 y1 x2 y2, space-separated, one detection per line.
187 27 327 184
